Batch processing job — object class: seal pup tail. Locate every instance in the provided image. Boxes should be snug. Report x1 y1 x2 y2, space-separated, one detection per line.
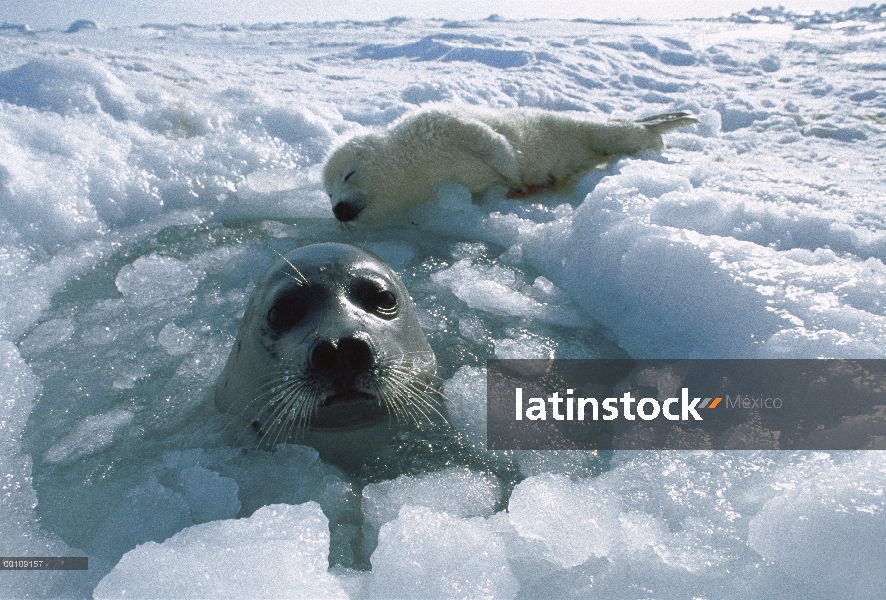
635 111 700 134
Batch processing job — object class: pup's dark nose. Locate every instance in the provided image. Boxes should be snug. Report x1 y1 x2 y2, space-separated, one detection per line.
310 337 373 383
332 199 365 222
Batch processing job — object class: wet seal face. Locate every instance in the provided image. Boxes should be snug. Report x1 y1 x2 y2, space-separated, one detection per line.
214 243 439 467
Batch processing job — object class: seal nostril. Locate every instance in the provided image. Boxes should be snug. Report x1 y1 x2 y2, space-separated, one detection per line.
309 338 373 380
338 337 373 374
310 340 338 376
333 200 365 222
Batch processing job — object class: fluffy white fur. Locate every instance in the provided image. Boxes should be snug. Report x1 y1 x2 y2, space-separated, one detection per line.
323 106 698 224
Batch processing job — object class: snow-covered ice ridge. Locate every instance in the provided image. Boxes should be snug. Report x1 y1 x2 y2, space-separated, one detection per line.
1 7 885 599
725 3 886 27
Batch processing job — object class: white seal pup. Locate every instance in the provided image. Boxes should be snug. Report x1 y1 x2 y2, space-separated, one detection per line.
323 106 698 224
214 243 439 469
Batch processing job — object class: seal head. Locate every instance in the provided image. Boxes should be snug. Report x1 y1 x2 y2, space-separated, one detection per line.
214 243 438 450
323 135 382 223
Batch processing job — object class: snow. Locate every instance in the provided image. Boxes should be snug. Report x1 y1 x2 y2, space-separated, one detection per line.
1 5 886 598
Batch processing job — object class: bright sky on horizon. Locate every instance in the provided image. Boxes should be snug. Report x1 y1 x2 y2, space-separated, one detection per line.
0 0 872 29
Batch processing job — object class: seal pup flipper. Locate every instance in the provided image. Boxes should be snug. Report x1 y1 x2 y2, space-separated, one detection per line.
408 110 522 184
635 111 700 135
571 111 698 156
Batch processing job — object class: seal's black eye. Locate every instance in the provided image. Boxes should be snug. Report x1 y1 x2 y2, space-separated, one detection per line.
267 285 324 331
353 279 398 319
376 290 396 312
343 170 356 182
267 298 306 331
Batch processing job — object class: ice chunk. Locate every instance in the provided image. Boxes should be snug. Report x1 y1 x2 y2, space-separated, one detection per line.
363 467 501 530
66 20 101 33
442 366 488 446
759 55 781 72
158 322 197 356
115 253 203 308
508 473 623 568
179 465 241 523
94 502 346 600
748 454 886 598
512 450 606 479
529 174 789 357
17 317 76 356
457 314 491 346
163 450 242 524
493 333 555 359
228 167 332 220
432 259 590 327
218 444 356 523
89 476 194 561
366 505 517 600
42 409 134 464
